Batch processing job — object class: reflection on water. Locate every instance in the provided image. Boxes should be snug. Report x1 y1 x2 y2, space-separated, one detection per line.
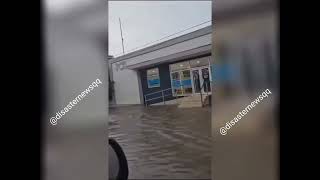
109 105 211 179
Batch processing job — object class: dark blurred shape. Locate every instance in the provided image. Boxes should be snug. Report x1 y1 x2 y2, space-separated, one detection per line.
108 55 115 103
108 138 129 180
212 0 279 180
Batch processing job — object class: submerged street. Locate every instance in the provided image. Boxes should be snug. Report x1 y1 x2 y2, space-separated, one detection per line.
109 105 211 179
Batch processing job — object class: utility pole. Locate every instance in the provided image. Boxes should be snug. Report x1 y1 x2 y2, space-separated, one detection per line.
119 18 125 54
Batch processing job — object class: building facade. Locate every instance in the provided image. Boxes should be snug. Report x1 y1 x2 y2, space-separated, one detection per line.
109 26 212 105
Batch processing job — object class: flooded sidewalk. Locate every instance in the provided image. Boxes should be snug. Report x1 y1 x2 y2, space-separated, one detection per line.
109 105 211 179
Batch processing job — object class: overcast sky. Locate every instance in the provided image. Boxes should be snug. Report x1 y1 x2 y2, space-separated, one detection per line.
109 1 211 57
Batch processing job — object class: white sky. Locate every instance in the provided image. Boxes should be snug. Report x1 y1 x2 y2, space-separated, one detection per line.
109 1 211 57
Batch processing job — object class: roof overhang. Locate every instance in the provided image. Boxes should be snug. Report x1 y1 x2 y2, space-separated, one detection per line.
109 25 212 64
126 44 211 70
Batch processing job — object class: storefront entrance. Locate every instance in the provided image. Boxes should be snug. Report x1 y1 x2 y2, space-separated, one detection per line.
191 66 211 94
169 57 212 97
170 70 193 96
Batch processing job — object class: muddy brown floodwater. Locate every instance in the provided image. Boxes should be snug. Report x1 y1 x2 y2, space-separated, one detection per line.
109 105 211 179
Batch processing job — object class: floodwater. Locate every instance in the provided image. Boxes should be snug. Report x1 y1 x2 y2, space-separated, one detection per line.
109 105 211 179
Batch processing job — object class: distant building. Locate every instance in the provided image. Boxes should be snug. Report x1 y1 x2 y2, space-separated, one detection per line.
109 26 212 105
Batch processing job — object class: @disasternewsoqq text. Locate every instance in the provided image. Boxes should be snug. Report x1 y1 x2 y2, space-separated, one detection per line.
49 78 102 125
219 89 272 135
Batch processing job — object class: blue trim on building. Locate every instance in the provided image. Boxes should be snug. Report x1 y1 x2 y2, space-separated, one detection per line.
139 63 175 105
139 54 211 105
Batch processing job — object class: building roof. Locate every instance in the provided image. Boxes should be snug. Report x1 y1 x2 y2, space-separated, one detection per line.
109 25 212 64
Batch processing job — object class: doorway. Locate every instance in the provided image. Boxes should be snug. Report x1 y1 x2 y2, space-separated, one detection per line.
191 66 212 94
170 70 192 96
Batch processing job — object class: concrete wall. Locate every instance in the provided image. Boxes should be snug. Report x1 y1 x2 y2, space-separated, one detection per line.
111 63 141 105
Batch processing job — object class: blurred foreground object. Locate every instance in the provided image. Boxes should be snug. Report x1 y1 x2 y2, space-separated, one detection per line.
109 138 129 180
43 0 108 180
212 0 279 180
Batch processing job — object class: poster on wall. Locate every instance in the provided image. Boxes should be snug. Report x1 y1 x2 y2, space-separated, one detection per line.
148 78 160 88
147 68 160 88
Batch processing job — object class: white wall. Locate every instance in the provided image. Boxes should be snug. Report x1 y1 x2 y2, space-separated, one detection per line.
112 63 141 104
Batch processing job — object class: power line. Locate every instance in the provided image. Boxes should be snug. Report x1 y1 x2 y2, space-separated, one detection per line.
113 20 211 57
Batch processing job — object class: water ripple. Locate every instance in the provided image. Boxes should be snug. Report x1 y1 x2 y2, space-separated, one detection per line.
109 106 211 179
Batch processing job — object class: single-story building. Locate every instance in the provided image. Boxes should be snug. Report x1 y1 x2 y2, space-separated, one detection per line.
109 25 213 105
